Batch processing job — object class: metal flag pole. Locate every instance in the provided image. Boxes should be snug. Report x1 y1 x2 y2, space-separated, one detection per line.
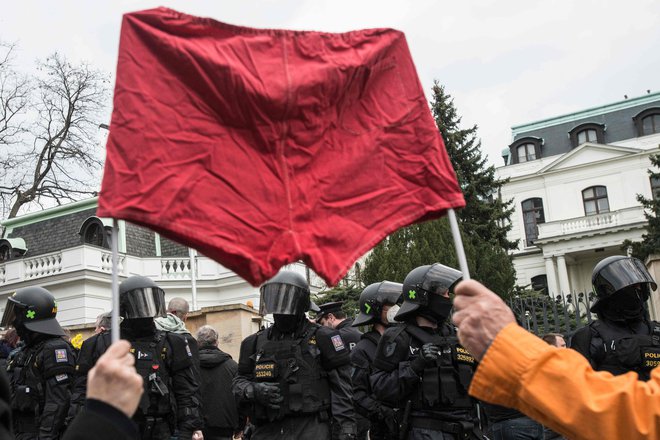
447 208 470 280
189 247 198 311
111 218 120 343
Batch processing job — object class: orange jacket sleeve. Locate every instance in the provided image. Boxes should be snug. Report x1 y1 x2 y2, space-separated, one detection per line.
469 323 660 440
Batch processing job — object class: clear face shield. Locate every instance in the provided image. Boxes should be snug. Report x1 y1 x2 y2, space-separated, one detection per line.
120 287 167 319
420 264 463 297
259 283 310 316
0 298 21 329
594 258 657 296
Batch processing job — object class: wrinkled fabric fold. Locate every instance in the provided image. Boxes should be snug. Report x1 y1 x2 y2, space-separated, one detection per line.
98 7 464 286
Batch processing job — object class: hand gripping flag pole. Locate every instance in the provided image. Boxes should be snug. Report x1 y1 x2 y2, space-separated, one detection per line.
111 219 120 343
448 208 470 281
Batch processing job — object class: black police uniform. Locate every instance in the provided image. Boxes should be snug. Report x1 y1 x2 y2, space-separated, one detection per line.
571 256 660 381
371 322 479 440
351 330 397 440
0 286 76 440
336 319 362 352
233 319 356 440
69 325 202 439
8 335 76 439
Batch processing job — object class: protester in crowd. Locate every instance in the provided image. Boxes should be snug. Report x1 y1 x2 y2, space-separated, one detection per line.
0 328 18 372
196 325 243 440
70 276 203 439
350 281 401 440
1 286 76 439
94 312 112 334
370 263 482 439
452 278 660 439
542 333 566 348
233 270 357 440
316 301 362 352
571 256 658 381
155 297 201 379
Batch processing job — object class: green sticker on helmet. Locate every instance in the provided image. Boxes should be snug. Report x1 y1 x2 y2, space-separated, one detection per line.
408 290 416 299
26 310 36 319
364 303 371 314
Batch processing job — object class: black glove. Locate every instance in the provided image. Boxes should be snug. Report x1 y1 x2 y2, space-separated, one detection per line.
410 343 440 373
249 382 283 409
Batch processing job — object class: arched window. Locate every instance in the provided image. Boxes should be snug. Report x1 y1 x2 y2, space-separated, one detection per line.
582 186 609 215
633 107 660 137
79 217 111 249
522 198 545 246
509 137 543 164
0 238 27 263
569 123 605 148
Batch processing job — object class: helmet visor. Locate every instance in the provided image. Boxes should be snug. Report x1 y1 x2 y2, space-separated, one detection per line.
594 258 657 296
0 299 19 328
121 287 166 319
378 281 403 305
421 264 463 295
259 283 310 315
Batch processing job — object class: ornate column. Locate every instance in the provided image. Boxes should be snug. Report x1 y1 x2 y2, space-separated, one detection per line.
556 255 571 297
544 256 559 297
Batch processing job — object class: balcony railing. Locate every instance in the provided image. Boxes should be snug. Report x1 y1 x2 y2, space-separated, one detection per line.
0 245 327 289
537 206 646 241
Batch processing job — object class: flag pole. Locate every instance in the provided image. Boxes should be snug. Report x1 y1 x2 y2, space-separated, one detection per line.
447 208 470 280
189 247 198 311
111 219 120 343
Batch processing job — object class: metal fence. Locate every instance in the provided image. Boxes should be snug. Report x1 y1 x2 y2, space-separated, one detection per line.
506 291 598 337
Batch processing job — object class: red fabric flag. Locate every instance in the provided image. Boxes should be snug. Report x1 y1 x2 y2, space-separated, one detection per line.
97 7 465 287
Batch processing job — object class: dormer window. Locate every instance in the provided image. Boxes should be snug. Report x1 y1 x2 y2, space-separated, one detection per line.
0 238 27 263
633 107 660 137
79 217 112 249
509 137 543 164
569 123 605 148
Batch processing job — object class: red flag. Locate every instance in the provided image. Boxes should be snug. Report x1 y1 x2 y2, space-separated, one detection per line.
97 7 465 287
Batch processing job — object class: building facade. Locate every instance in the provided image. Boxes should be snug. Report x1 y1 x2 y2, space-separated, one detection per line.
496 92 660 313
0 197 327 328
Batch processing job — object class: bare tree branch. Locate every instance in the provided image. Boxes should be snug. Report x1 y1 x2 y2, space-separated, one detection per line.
0 48 110 218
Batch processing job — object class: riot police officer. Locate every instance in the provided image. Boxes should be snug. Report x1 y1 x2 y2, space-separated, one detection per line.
350 281 402 440
69 276 203 439
317 301 362 352
232 271 357 440
571 256 659 380
370 264 481 439
1 286 75 439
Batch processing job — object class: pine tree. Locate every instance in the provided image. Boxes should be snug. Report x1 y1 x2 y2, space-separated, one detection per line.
625 150 660 260
362 83 516 296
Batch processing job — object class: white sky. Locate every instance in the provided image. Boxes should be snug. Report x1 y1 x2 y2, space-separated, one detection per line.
2 0 659 166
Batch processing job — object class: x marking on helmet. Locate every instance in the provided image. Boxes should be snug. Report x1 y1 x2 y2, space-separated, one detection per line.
26 310 35 319
408 290 416 299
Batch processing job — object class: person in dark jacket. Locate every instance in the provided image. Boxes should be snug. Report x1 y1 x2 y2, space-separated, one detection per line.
197 325 243 440
350 281 402 440
0 328 18 373
316 301 362 352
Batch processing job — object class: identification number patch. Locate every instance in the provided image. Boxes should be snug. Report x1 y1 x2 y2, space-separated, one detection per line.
255 362 277 379
55 374 68 382
55 349 68 363
331 335 345 351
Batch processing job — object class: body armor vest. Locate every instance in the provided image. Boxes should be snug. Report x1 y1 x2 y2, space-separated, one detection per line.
593 320 660 381
400 324 475 411
129 332 175 417
8 342 46 417
252 324 331 422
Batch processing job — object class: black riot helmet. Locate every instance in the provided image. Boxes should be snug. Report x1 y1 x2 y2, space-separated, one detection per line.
395 263 462 321
590 256 657 312
259 271 310 316
352 281 402 327
119 275 166 320
1 286 65 336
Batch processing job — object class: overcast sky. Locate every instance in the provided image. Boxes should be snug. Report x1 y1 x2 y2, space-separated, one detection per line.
2 0 659 166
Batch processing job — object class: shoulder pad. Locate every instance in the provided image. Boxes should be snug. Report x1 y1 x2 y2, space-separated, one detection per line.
316 326 351 370
41 338 76 378
164 332 193 372
372 325 409 372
